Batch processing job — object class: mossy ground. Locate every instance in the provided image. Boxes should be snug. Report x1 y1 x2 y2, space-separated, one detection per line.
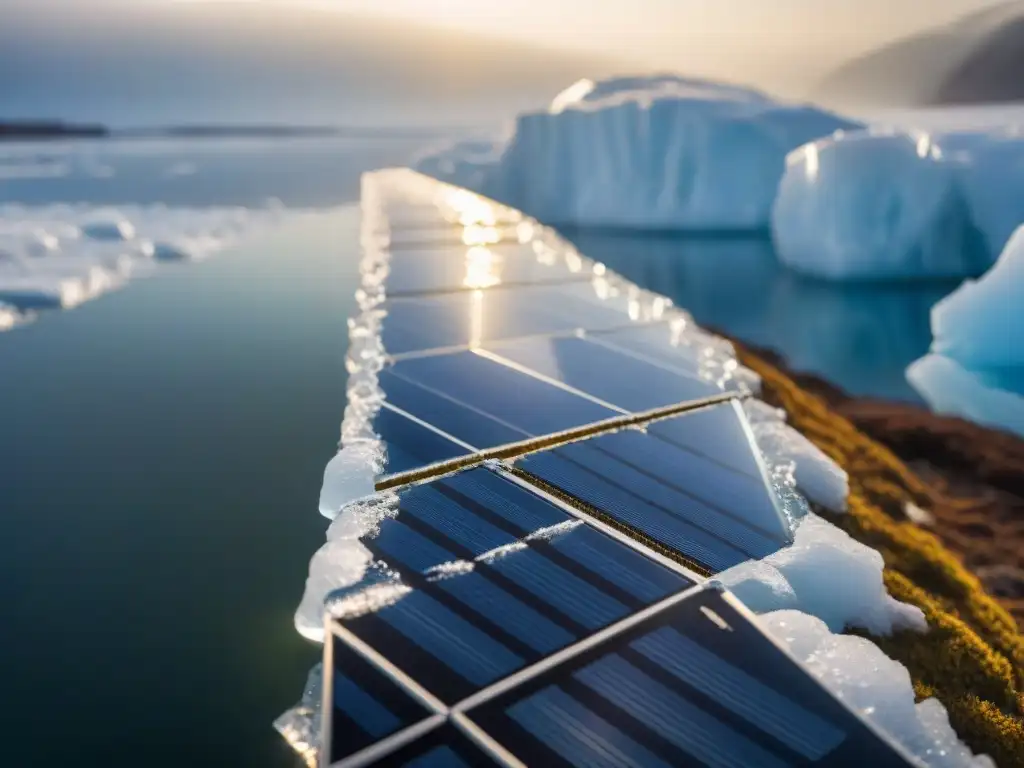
738 346 1024 766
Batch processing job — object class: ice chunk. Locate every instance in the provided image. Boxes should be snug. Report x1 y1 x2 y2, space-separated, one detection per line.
762 611 995 767
908 354 1024 438
718 514 926 635
749 414 849 513
295 492 399 641
956 134 1024 260
293 538 374 642
928 225 1024 368
0 302 20 331
0 202 311 324
80 217 136 242
906 225 1024 436
416 75 857 231
273 664 322 768
772 131 989 280
317 443 381 520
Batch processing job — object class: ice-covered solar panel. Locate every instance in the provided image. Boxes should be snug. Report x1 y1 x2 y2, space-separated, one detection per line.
462 586 916 768
379 351 617 450
483 334 722 411
382 243 594 297
322 631 437 764
516 400 791 573
327 466 694 708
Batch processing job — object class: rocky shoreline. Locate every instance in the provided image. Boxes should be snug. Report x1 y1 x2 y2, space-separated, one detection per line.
739 339 1024 626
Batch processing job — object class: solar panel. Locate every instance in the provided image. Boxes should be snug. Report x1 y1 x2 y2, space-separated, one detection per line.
303 172 918 768
323 586 915 767
379 282 663 358
372 404 472 476
382 243 593 297
328 466 695 708
483 334 722 411
456 586 915 767
516 400 791 574
322 630 438 765
380 351 616 448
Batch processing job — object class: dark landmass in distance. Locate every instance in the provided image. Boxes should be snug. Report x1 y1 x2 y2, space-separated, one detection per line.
817 0 1024 107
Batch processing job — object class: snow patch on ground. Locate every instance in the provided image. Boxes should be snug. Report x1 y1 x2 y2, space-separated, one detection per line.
764 611 995 767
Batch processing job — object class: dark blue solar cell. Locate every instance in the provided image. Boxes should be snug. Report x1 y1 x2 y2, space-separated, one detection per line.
546 524 683 603
386 351 615 441
336 467 692 706
485 335 720 411
436 571 576 656
384 244 589 296
464 586 916 768
375 405 470 475
352 722 503 767
517 401 791 574
377 590 525 687
485 547 630 631
648 400 769 480
325 631 435 763
379 369 524 452
380 283 649 356
522 450 750 573
587 323 705 377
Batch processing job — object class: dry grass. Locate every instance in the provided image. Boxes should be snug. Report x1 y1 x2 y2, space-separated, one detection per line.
738 346 1024 765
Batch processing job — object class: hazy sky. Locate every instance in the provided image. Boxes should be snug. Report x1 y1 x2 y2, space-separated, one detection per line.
188 0 1008 86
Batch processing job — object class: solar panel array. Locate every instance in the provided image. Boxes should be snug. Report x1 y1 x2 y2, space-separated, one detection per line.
317 170 915 767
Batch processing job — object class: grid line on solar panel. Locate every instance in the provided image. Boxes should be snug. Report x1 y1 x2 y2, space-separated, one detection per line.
327 467 696 712
478 336 723 413
384 321 663 364
374 391 739 494
513 400 792 575
456 586 917 768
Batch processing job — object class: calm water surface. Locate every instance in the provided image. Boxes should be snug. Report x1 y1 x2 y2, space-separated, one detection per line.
0 136 964 766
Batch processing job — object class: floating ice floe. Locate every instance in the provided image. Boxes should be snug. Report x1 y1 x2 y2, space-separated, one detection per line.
772 130 989 280
0 202 311 325
907 225 1024 436
416 74 858 231
765 611 994 768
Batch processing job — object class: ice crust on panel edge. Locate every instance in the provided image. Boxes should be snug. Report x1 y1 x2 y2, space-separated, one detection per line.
908 224 1024 437
416 74 860 231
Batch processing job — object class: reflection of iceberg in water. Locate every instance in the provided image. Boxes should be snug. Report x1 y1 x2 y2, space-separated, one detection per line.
560 230 957 401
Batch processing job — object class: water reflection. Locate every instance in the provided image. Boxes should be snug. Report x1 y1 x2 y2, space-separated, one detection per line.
560 230 960 402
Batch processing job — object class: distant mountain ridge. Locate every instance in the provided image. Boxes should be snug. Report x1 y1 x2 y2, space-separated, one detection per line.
0 1 623 127
816 1 1024 107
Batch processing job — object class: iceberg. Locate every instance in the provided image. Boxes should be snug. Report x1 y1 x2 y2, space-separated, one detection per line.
772 131 989 280
416 75 858 231
955 133 1024 260
908 225 1024 436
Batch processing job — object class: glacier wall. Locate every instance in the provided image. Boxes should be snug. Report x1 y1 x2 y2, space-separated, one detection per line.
416 75 858 231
